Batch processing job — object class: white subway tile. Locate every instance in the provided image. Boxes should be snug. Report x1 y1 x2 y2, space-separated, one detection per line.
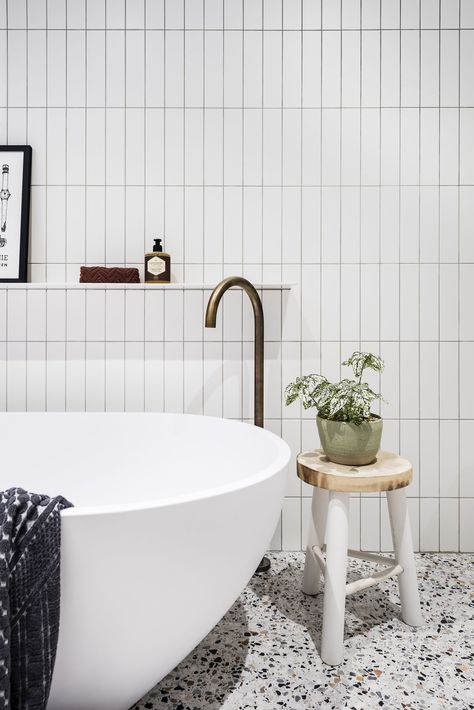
85 186 106 263
340 186 359 262
125 32 145 107
7 342 26 411
380 264 400 341
283 31 301 107
106 31 125 106
440 498 458 551
400 342 419 419
420 419 439 497
224 109 242 184
46 289 66 341
87 0 105 28
340 264 359 340
381 29 400 106
322 109 341 184
67 0 85 27
302 31 321 107
421 30 439 105
361 31 380 106
400 187 419 262
460 108 474 185
361 497 380 551
282 108 301 185
223 187 242 263
282 497 301 551
400 419 420 496
7 290 27 341
125 341 145 411
419 264 439 340
401 0 419 28
105 341 125 410
263 30 282 107
47 0 66 29
67 109 86 184
400 108 420 184
66 341 85 411
321 31 340 107
401 31 419 105
302 109 321 185
86 109 106 184
165 108 184 184
224 30 242 107
85 290 105 341
27 30 46 107
127 0 144 28
67 31 86 106
107 0 125 28
243 109 262 184
380 109 399 185
105 186 125 263
321 187 340 262
421 0 439 29
262 187 281 263
85 341 105 411
8 30 27 106
460 499 474 552
439 343 458 420
420 498 439 551
124 185 145 264
145 32 164 106
222 340 242 418
460 342 474 422
460 264 474 339
439 264 458 340
282 187 301 264
27 289 46 343
46 341 65 411
87 31 106 107
440 30 459 106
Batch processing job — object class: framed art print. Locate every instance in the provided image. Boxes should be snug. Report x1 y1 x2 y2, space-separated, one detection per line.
0 146 32 282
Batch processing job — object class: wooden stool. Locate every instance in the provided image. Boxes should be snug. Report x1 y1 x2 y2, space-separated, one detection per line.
297 449 423 666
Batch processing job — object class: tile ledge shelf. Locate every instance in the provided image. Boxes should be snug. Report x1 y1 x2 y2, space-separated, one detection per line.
0 282 292 291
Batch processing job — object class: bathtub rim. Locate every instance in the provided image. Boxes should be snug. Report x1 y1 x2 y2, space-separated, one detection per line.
1 411 291 519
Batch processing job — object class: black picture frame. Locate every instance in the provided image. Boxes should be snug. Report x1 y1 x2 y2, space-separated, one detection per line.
0 145 32 283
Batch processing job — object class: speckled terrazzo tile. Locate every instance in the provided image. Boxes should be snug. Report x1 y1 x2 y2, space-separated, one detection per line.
132 553 474 710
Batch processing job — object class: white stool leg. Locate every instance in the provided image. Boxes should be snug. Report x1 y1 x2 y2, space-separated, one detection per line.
302 487 329 595
320 491 350 666
387 488 423 627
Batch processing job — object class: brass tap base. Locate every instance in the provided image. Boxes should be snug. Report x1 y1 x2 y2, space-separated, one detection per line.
254 556 271 574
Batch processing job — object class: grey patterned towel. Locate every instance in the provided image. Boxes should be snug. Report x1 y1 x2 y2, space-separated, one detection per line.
0 488 73 710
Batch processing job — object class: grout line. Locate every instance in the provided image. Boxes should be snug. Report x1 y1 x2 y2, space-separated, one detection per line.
457 0 461 553
417 0 421 551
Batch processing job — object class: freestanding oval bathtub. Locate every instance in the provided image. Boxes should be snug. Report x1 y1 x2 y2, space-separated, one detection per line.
0 412 290 710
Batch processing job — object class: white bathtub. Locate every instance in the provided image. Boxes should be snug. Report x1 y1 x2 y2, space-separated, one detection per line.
0 412 290 710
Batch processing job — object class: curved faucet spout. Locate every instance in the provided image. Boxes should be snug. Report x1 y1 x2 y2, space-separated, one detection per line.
205 276 264 429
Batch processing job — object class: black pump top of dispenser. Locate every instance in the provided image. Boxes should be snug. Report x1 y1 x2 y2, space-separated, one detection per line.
153 238 163 252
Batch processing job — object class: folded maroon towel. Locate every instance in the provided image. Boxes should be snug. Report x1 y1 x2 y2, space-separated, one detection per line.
80 266 140 283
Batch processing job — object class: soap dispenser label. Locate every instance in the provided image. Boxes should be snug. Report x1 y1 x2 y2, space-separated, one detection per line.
147 256 165 276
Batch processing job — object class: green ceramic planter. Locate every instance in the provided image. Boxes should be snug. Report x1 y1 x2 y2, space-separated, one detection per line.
316 414 383 466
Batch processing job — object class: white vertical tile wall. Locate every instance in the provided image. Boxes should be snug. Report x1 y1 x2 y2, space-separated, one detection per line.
0 0 472 551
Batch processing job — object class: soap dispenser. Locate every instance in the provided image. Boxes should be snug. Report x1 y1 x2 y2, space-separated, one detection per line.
145 238 171 284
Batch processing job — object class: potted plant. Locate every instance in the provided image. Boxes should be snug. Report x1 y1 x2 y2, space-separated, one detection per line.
284 351 385 466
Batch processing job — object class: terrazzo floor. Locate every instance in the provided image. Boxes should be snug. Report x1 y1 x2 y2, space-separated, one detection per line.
133 552 473 709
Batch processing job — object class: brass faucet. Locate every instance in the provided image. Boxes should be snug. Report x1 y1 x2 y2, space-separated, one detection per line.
205 276 264 428
205 276 270 574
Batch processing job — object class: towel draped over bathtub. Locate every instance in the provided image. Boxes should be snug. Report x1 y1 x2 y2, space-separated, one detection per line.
0 488 73 710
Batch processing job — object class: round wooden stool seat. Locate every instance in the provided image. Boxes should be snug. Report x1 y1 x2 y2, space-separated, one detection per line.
297 449 412 493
